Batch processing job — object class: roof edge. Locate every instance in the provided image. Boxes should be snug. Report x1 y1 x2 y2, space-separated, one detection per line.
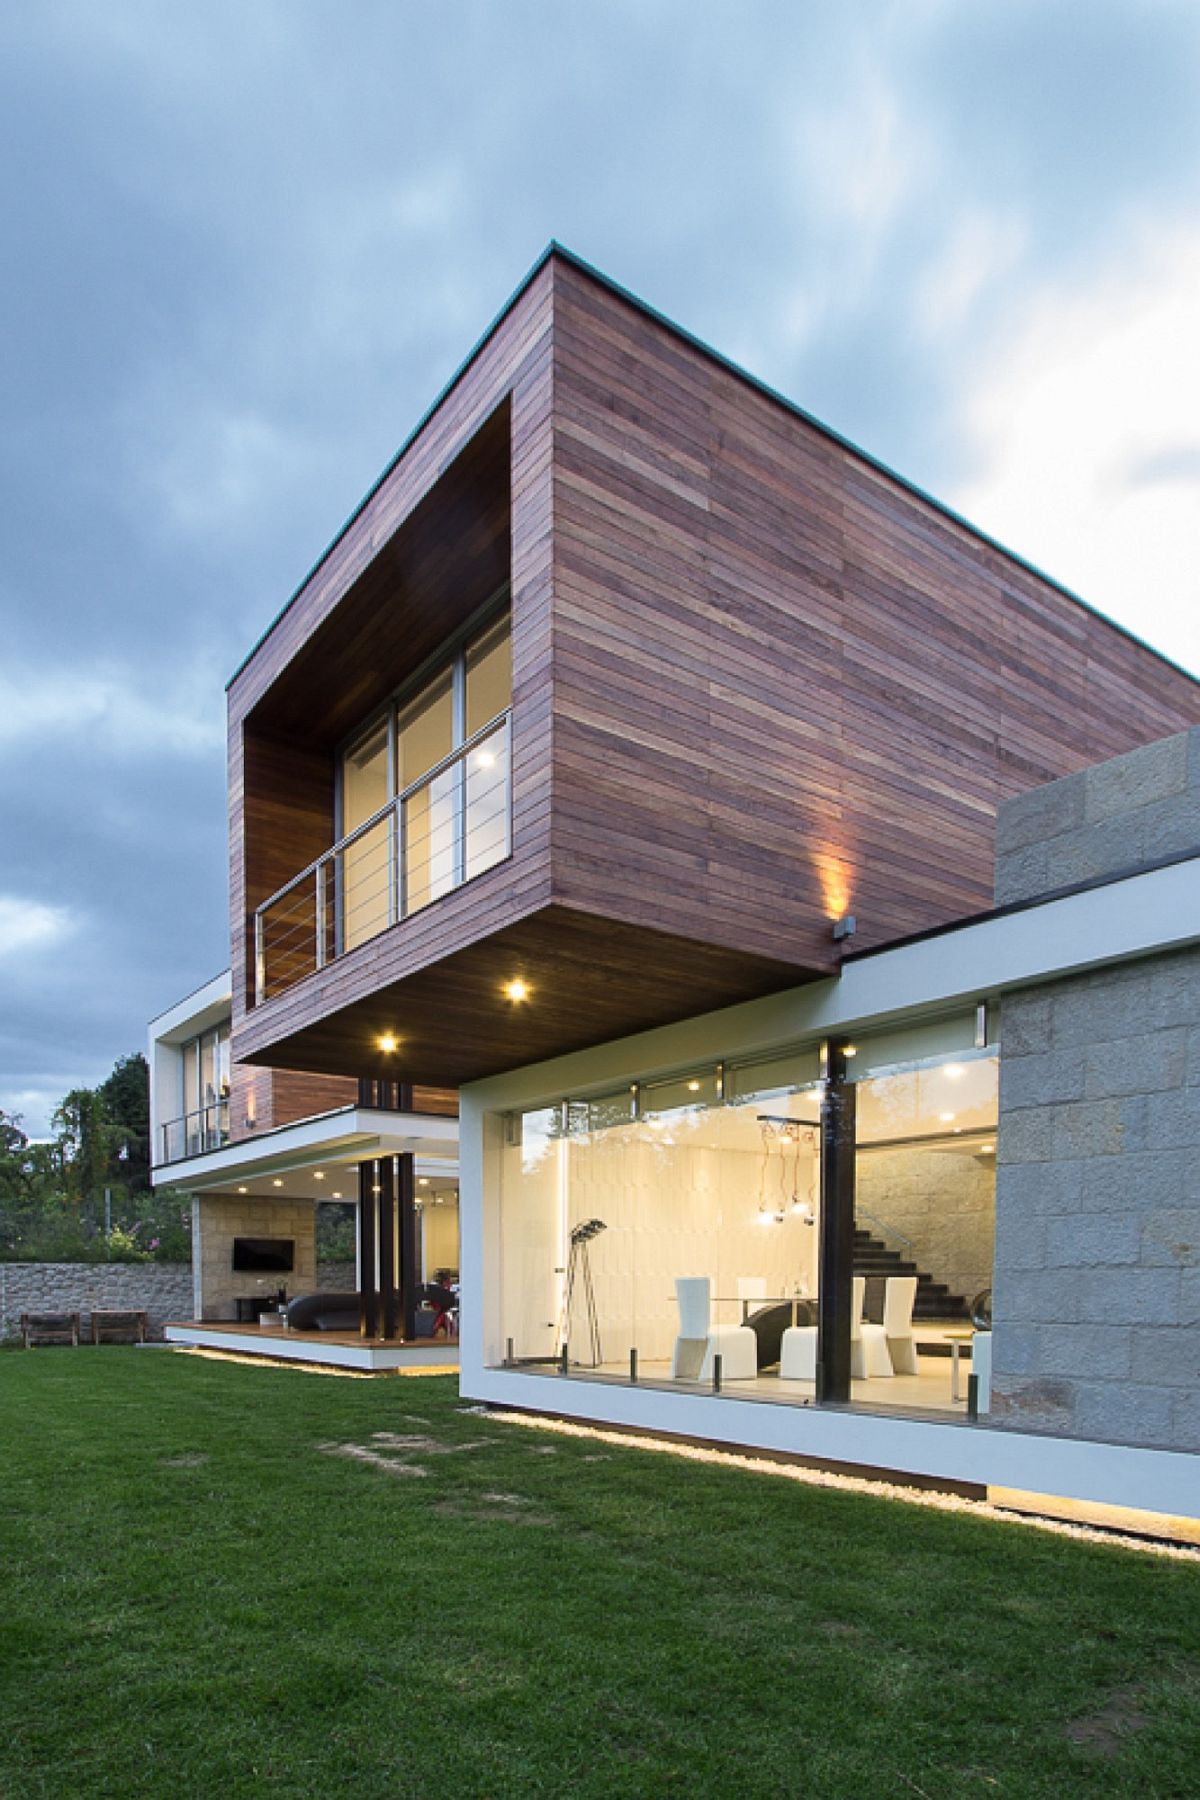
227 240 1199 694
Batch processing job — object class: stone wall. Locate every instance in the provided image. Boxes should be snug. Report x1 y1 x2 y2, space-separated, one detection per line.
995 724 1200 905
857 1146 995 1308
194 1195 316 1320
0 1262 194 1343
992 727 1200 1453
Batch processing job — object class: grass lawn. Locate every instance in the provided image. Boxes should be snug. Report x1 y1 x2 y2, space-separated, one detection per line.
2 1351 1198 1799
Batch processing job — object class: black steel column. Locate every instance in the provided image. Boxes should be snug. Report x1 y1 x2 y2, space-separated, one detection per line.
357 1159 379 1339
816 1041 856 1404
378 1155 398 1340
397 1152 418 1342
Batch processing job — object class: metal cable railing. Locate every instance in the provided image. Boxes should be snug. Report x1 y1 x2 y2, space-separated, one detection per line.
254 713 512 1005
160 1099 231 1165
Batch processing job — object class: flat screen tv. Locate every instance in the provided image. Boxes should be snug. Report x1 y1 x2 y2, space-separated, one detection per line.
232 1236 295 1273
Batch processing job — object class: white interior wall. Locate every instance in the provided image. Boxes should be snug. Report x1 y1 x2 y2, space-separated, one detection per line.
501 1103 819 1366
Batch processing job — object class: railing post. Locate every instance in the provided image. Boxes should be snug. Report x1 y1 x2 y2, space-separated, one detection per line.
254 912 265 1006
315 861 327 970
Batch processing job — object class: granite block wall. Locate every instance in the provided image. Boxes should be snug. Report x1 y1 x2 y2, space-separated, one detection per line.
194 1195 316 1320
992 726 1200 1452
857 1147 995 1307
995 724 1200 905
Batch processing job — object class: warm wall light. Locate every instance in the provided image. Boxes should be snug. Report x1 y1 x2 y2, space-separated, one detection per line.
418 1177 429 1187
377 1033 399 1053
332 1190 342 1199
687 1081 701 1093
832 914 856 942
237 1185 247 1195
272 1179 283 1188
503 978 530 1003
314 1171 325 1180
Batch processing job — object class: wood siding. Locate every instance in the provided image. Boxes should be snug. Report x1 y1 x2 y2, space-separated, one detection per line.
548 261 1200 966
228 249 1200 1085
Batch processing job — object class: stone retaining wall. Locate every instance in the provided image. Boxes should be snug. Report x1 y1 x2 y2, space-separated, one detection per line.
0 1262 194 1343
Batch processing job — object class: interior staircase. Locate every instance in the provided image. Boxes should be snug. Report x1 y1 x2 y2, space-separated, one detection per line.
853 1224 970 1321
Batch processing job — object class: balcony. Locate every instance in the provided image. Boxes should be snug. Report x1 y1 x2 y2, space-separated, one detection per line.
161 1099 230 1166
254 712 511 1006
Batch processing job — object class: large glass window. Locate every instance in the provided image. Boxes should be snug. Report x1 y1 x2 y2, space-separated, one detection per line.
341 721 391 950
334 606 512 949
496 1056 824 1381
490 1024 998 1419
172 1024 231 1161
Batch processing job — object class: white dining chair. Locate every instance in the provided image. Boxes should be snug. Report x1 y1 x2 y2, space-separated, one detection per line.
780 1276 882 1381
670 1276 757 1381
858 1274 918 1377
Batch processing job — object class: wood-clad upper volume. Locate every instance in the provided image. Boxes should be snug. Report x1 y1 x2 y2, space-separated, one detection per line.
228 246 1200 1088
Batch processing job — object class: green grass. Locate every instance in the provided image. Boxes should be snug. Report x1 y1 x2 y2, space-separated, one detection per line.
2 1352 1198 1799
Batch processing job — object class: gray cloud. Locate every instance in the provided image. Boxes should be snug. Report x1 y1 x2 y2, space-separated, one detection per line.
1 0 1198 1130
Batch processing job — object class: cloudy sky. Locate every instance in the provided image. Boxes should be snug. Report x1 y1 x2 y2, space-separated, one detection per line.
2 1 1199 1135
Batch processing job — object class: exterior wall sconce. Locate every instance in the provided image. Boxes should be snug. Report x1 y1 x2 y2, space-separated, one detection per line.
832 914 856 942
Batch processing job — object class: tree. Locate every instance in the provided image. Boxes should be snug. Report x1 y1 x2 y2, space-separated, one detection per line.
97 1052 151 1194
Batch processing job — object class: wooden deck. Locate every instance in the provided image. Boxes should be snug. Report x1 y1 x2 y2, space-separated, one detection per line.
164 1319 458 1373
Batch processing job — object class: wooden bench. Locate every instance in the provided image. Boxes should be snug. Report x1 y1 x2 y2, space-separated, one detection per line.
20 1312 81 1348
90 1309 149 1345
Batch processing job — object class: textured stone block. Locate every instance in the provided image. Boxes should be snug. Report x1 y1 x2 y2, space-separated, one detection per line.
1084 1028 1188 1099
1044 1212 1141 1267
994 841 1051 907
996 991 1054 1057
1073 1267 1180 1327
1086 1152 1194 1209
997 1268 1081 1324
1050 1099 1125 1160
988 1376 1075 1434
995 771 1085 856
1169 1389 1200 1453
993 1324 1043 1375
1084 731 1189 824
1001 1050 1084 1111
1130 1326 1200 1388
1041 813 1146 892
998 1107 1055 1164
1141 786 1200 860
1139 1209 1200 1268
1036 1323 1132 1381
1073 1380 1176 1448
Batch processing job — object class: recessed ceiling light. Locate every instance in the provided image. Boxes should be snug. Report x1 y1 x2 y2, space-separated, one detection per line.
313 1171 325 1180
503 978 530 1003
939 1112 955 1123
332 1191 342 1199
272 1179 283 1188
418 1177 429 1186
944 1064 965 1079
980 1144 994 1155
237 1186 247 1195
377 1033 399 1054
476 750 496 769
843 1044 857 1057
687 1081 700 1093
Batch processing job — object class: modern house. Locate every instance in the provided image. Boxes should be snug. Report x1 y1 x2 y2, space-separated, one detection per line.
158 244 1200 1530
149 974 460 1370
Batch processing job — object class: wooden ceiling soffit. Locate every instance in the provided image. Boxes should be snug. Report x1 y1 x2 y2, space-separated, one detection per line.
246 401 512 745
235 905 827 1087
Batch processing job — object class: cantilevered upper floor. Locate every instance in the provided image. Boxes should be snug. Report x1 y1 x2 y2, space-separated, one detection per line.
228 245 1200 1088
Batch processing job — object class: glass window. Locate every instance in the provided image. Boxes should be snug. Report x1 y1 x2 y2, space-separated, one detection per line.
396 671 454 793
496 1073 823 1382
465 615 512 738
341 720 392 950
330 606 513 950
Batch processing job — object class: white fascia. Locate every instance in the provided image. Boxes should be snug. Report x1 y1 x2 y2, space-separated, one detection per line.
464 855 1200 1115
148 970 232 1045
151 1106 458 1190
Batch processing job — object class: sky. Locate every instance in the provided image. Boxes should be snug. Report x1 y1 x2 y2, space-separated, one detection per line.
2 0 1199 1136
